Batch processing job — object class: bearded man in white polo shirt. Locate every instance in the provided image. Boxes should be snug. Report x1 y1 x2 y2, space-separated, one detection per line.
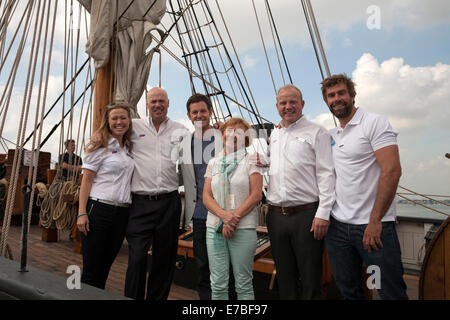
265 84 335 299
321 74 408 300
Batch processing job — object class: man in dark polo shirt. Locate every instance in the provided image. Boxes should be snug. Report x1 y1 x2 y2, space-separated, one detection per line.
59 139 82 181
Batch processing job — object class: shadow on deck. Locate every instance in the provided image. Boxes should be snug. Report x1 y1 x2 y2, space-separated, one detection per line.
4 224 198 300
3 224 419 300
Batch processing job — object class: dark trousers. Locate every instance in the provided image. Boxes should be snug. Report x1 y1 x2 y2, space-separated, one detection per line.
124 192 181 300
80 199 129 289
266 207 324 300
193 218 211 300
325 217 408 300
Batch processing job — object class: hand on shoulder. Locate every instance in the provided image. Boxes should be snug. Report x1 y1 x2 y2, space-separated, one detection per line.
249 152 268 168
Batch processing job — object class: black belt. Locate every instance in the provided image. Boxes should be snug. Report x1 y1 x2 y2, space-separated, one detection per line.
269 201 319 215
89 197 130 208
132 190 178 201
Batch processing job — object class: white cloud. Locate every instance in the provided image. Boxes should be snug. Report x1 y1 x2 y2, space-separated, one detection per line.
342 37 352 48
416 156 450 172
200 0 450 53
401 155 450 196
243 55 257 69
352 53 450 134
310 53 450 195
7 0 450 66
310 112 335 131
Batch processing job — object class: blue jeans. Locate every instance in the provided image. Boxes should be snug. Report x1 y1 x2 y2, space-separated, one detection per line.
325 217 408 300
206 227 257 300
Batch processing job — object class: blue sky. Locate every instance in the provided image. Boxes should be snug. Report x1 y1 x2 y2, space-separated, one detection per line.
147 0 450 197
1 1 449 199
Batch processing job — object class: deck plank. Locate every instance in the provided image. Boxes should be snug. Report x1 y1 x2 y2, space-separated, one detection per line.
3 223 419 300
4 224 198 300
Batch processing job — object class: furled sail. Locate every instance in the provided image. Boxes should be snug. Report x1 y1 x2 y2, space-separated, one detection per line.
78 0 166 115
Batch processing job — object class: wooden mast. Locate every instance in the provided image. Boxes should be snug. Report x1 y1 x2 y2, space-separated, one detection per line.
93 59 113 131
72 57 114 253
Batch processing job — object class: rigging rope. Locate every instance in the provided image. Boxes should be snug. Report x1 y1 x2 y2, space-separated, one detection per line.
183 1 228 120
251 0 277 95
396 193 450 218
0 1 30 75
0 0 39 257
0 0 90 256
25 0 54 229
303 0 330 77
264 0 286 85
198 4 248 120
264 0 293 84
150 34 272 123
0 0 35 140
397 186 450 207
213 0 265 128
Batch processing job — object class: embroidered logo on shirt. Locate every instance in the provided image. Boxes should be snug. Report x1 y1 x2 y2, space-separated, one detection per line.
331 137 336 147
112 149 118 154
295 136 312 145
139 134 146 137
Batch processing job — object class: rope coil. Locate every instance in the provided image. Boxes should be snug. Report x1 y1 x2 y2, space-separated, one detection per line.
39 172 79 231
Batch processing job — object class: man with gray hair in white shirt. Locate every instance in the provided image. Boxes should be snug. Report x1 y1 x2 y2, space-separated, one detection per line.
263 84 336 299
124 87 188 300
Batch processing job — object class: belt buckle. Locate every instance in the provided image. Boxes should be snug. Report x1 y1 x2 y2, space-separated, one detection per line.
281 207 287 215
113 201 123 207
149 194 158 201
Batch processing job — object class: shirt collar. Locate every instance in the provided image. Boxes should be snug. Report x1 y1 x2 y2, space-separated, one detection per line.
148 116 169 129
281 115 305 130
108 137 120 147
108 137 129 150
347 108 364 126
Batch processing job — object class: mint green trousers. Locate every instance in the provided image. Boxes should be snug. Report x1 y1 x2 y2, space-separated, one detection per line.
206 227 257 300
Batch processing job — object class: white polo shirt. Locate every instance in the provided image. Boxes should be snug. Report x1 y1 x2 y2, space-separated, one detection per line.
266 116 336 221
329 108 398 225
82 138 135 204
130 117 188 195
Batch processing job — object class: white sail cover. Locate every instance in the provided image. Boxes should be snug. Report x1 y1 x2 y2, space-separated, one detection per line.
78 0 166 115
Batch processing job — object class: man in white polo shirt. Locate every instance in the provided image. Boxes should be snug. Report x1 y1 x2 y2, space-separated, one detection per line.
124 87 188 300
321 74 408 300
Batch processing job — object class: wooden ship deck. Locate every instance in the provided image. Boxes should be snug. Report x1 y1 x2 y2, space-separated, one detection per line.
4 224 198 300
3 223 419 300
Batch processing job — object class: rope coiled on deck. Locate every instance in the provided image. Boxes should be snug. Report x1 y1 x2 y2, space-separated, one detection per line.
39 175 79 230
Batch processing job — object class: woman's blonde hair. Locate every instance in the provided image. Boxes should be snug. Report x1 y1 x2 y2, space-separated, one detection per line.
86 103 133 153
220 117 253 148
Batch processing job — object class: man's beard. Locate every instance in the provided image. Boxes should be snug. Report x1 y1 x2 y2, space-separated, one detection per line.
329 100 353 119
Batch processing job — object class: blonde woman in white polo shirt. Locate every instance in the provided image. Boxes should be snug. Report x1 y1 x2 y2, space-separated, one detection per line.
77 104 134 290
203 118 263 300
